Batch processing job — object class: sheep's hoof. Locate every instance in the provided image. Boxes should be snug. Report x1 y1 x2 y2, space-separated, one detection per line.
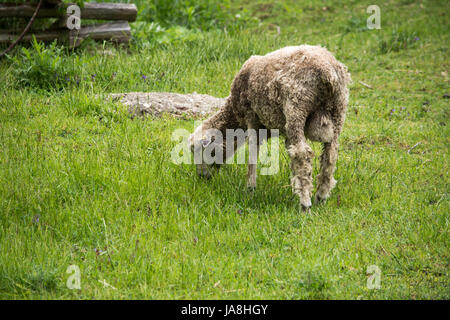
300 198 312 212
314 194 325 203
301 204 311 212
314 193 329 204
197 171 211 179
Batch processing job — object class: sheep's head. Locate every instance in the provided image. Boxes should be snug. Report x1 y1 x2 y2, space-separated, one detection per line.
188 123 224 179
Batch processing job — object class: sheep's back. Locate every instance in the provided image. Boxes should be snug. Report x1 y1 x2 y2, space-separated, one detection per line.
230 45 350 130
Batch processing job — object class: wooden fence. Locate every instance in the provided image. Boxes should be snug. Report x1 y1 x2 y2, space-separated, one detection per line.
0 1 137 48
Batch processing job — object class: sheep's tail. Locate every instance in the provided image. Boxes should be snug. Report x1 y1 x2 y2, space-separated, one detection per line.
319 59 351 113
322 61 351 93
334 61 351 87
318 57 349 97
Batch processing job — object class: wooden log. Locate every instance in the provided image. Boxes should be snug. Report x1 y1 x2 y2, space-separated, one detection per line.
70 21 131 47
0 29 63 43
0 21 131 47
0 3 57 19
0 2 137 21
78 3 137 21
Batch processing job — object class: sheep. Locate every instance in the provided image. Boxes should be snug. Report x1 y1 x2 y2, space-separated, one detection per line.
188 45 351 210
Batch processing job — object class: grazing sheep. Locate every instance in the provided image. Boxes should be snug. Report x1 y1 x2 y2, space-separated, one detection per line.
188 45 350 210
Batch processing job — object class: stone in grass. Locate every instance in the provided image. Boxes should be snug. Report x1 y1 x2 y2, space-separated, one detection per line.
108 92 226 119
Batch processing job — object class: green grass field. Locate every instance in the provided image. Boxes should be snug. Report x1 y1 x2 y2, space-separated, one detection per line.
0 0 448 299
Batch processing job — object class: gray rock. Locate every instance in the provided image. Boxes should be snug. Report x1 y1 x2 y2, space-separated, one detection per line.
108 92 226 118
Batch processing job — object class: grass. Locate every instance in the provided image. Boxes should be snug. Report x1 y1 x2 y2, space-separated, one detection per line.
0 0 448 299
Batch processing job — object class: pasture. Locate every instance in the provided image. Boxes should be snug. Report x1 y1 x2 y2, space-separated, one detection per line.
0 0 448 299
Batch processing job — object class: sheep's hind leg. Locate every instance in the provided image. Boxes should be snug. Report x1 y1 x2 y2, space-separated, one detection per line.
246 124 260 190
286 115 314 211
315 140 338 203
288 141 314 211
315 106 344 203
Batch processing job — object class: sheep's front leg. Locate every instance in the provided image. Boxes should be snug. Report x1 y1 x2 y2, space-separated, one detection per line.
285 104 314 211
246 126 259 189
247 164 257 189
315 141 338 203
288 139 314 211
